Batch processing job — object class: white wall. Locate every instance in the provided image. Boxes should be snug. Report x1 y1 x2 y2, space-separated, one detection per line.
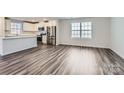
56 20 60 45
59 17 111 48
111 17 124 58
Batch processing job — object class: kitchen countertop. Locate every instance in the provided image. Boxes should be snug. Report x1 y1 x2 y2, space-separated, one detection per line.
0 35 37 56
0 35 37 40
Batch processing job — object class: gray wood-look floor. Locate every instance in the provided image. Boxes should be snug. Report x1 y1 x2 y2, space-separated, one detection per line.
0 44 124 75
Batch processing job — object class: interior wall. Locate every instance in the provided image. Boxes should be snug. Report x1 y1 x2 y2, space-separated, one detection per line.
111 17 124 58
59 17 111 48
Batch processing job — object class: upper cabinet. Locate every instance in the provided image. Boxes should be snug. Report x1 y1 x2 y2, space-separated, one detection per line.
5 20 38 32
23 23 37 31
5 19 11 31
0 17 5 37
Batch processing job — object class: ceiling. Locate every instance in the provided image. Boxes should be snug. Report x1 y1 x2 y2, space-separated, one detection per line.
10 17 81 22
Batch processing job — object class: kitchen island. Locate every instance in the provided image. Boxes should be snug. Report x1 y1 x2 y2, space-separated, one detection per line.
0 36 37 56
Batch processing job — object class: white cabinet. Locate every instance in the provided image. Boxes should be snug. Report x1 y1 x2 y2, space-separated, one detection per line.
42 35 47 44
5 21 38 32
5 19 11 31
0 17 5 37
34 24 38 31
23 23 36 31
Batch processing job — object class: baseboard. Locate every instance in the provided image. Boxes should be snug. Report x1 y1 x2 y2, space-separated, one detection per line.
110 48 124 59
58 43 109 49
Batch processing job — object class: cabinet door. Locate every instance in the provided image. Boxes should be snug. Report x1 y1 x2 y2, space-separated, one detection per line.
5 19 11 31
0 17 5 37
23 23 35 31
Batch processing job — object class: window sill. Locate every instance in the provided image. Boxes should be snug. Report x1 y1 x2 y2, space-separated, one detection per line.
71 37 92 40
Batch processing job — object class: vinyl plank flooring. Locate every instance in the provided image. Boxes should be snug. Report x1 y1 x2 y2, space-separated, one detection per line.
0 45 124 75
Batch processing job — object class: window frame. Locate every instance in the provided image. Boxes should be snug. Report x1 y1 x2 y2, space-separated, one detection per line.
71 23 81 38
81 22 92 39
71 22 92 39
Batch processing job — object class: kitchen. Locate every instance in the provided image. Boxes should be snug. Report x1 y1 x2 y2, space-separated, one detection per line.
0 17 58 56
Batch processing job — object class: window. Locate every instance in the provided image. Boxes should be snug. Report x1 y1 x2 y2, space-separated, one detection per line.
11 22 23 34
71 22 92 38
71 23 80 38
81 22 92 38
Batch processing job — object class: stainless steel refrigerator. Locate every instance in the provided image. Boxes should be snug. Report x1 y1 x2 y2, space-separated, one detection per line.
47 26 56 45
